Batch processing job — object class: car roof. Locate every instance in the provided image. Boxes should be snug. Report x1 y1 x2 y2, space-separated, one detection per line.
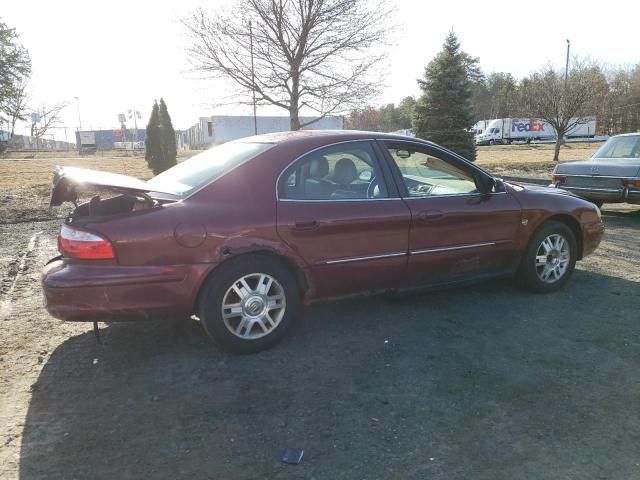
231 129 497 178
232 129 435 148
612 132 640 138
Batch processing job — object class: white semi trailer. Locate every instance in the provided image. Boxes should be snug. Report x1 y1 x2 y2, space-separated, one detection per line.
475 117 597 145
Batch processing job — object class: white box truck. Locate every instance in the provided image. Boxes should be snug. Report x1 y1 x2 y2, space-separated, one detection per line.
78 131 97 155
475 117 597 145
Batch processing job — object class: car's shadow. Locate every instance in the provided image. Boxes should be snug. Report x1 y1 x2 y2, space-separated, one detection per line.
19 269 640 480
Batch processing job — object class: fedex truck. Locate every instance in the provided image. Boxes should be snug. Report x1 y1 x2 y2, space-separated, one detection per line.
470 120 491 136
475 117 597 145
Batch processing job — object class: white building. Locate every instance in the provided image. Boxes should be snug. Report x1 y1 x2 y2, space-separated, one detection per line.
186 115 344 149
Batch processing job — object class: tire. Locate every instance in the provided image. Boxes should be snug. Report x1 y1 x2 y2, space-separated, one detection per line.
516 220 578 293
489 139 495 146
198 255 301 353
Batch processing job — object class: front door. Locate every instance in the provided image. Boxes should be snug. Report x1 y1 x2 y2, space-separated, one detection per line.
276 140 411 297
380 141 522 285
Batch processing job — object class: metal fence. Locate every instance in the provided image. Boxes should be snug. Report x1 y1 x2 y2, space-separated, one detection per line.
1 133 75 151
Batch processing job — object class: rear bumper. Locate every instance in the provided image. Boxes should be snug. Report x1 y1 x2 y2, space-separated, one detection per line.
41 259 212 322
553 184 640 204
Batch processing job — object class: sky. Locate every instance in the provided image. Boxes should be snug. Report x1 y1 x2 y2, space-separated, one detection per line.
3 0 639 139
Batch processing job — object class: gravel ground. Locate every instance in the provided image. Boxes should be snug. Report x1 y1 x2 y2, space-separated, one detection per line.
1 150 639 479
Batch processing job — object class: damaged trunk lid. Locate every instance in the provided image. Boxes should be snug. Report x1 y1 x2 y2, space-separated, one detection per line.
50 166 180 206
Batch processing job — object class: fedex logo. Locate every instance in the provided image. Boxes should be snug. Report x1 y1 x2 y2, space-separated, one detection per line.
511 118 546 133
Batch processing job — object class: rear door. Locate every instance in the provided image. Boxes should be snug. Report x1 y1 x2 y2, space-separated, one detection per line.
276 140 411 297
379 140 522 285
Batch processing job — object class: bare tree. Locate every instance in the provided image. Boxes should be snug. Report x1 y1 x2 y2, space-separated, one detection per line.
600 64 640 135
30 102 69 142
2 80 30 138
520 60 605 161
182 0 394 130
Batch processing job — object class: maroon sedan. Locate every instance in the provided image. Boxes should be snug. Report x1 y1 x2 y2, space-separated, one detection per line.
42 131 604 353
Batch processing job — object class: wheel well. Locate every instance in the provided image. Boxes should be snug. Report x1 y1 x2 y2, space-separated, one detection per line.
545 214 584 260
193 250 309 312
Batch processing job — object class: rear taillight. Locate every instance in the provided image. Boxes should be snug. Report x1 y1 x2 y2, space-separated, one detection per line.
58 224 115 260
622 178 640 188
552 175 566 184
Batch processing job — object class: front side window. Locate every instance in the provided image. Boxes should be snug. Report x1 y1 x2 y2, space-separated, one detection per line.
385 145 478 197
279 141 388 200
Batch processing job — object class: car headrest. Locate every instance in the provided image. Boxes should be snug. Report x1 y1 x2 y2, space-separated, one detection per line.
309 156 329 179
333 158 358 185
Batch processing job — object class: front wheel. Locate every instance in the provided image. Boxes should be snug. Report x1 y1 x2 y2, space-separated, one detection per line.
198 255 301 353
517 221 578 293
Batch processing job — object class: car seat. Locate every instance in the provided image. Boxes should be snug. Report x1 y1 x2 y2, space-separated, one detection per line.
330 158 360 199
304 156 335 199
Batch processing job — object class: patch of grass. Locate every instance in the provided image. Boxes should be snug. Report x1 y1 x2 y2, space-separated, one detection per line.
0 150 203 189
476 142 600 179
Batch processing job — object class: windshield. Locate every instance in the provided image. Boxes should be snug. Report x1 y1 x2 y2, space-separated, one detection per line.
592 135 640 159
148 142 273 195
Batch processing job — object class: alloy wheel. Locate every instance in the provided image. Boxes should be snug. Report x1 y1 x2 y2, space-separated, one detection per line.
535 234 571 283
221 273 286 339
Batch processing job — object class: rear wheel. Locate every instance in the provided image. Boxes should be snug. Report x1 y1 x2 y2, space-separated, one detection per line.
198 255 301 353
517 221 578 293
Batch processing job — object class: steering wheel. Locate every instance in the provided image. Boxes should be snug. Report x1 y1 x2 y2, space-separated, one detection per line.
409 183 434 196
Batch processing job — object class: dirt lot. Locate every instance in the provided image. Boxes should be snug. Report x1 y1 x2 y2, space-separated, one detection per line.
1 145 639 479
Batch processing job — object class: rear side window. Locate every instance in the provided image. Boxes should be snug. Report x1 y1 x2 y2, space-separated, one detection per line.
279 141 389 200
148 141 273 195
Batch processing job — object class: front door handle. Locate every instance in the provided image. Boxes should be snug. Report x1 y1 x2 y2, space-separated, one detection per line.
292 219 319 231
417 210 444 222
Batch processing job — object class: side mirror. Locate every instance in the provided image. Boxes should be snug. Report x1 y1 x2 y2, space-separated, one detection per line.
479 175 497 194
359 170 373 181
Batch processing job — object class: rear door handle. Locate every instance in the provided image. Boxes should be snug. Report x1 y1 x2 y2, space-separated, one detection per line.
292 219 319 231
417 210 444 222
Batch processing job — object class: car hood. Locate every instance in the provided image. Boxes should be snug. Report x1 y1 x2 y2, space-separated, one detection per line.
506 181 576 196
50 166 179 206
554 158 640 177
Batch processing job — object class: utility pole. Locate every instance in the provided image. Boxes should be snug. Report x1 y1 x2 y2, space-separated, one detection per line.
564 39 570 84
127 109 141 151
74 96 82 131
249 20 257 135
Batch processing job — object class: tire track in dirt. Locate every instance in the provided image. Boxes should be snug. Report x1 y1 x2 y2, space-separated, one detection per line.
1 231 43 317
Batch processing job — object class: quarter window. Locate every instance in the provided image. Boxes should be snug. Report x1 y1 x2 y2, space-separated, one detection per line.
386 146 478 197
279 142 389 200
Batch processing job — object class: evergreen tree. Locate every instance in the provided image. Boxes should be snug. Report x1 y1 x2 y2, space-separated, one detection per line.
397 96 417 129
145 99 177 175
158 98 177 170
145 101 163 175
413 31 477 161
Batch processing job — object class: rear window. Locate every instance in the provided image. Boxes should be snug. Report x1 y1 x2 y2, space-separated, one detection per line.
148 142 273 195
592 135 640 159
